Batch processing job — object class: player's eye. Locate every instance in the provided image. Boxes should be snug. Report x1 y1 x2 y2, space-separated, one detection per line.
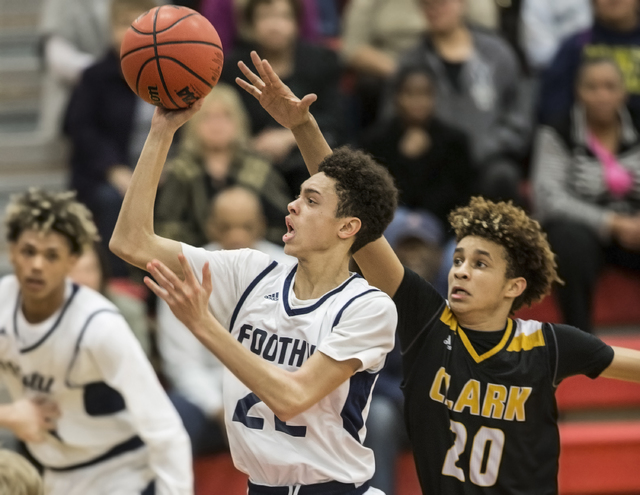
476 261 487 268
453 258 462 265
307 197 315 204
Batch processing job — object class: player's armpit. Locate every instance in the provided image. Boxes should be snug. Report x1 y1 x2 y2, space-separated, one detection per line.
275 352 361 422
353 237 404 297
600 346 640 383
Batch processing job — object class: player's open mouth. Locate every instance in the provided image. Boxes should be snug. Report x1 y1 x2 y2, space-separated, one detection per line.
24 278 45 290
450 286 470 300
283 217 296 243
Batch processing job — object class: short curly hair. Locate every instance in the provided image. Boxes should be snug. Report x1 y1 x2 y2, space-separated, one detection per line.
318 147 398 253
5 188 99 255
448 197 561 312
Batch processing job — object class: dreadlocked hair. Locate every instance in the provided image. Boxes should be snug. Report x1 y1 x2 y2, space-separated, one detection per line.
448 197 561 312
5 188 99 255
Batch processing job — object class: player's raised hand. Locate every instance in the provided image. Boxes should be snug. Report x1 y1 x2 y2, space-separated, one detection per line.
144 255 215 338
151 98 204 134
236 51 317 130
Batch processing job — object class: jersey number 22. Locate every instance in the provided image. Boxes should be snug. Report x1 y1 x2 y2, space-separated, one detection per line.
233 392 307 437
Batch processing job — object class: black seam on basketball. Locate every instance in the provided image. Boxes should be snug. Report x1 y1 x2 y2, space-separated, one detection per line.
135 57 157 96
128 12 197 36
153 7 179 109
158 56 213 89
129 25 150 36
121 40 223 60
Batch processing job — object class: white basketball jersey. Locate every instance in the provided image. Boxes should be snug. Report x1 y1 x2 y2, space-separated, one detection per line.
0 275 192 490
181 244 398 487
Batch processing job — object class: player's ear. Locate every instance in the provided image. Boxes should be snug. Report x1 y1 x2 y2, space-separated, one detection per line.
338 217 361 241
505 276 527 299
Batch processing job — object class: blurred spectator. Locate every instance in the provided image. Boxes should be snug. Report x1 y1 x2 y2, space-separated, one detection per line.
0 449 42 495
393 0 530 203
520 0 592 72
365 208 443 495
154 83 291 247
220 0 344 195
69 242 152 357
201 0 327 52
64 0 158 277
360 64 474 228
341 0 497 130
158 187 292 457
532 58 640 333
39 0 112 136
539 0 640 125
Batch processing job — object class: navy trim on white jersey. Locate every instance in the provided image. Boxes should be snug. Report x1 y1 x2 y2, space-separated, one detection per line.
16 283 80 353
332 289 379 330
248 480 370 495
45 435 144 472
341 371 378 442
229 261 279 332
283 266 363 317
65 308 120 388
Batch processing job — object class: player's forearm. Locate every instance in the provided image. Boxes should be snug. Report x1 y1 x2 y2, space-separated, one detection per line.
353 237 404 298
291 115 333 176
193 316 310 421
600 346 640 383
110 125 174 266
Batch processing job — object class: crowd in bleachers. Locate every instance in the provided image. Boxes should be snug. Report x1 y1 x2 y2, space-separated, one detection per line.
25 0 640 492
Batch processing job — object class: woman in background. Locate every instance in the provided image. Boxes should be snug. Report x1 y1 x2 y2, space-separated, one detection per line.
154 83 291 247
532 57 640 333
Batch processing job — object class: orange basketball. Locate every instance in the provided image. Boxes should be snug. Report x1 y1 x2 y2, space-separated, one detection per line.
120 5 223 110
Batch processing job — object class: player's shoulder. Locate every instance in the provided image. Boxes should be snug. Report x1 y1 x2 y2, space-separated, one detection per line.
70 284 121 322
341 275 397 311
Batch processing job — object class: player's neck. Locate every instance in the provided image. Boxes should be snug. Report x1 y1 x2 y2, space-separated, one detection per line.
455 306 511 332
21 285 66 324
293 255 351 300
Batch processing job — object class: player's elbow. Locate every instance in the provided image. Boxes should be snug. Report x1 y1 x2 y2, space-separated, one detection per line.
109 231 132 262
269 393 310 422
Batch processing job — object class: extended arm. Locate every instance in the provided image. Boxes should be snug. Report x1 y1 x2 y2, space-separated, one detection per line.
146 255 361 422
88 312 192 494
109 102 202 275
600 346 640 383
236 52 404 296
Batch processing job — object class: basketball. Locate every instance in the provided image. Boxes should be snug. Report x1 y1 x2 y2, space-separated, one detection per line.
120 5 223 110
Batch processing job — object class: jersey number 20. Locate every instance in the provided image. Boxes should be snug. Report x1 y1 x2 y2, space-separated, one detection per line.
442 420 505 487
233 392 307 437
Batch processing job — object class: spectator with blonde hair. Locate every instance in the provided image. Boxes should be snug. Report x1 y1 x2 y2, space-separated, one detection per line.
0 449 42 495
155 83 291 247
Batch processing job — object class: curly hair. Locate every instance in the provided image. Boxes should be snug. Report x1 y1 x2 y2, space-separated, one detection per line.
5 188 99 255
448 197 561 312
318 147 398 253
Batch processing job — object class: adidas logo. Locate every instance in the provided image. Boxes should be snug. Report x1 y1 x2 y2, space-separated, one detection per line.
264 293 279 301
443 335 452 350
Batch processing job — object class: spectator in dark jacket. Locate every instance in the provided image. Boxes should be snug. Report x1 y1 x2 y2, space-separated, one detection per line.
533 58 640 332
393 0 530 203
64 0 157 276
220 0 344 196
361 64 474 228
539 0 640 125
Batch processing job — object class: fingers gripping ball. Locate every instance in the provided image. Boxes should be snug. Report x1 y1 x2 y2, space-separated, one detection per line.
120 5 223 109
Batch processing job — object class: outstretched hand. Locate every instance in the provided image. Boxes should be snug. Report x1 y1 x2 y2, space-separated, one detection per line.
236 51 317 130
144 254 215 338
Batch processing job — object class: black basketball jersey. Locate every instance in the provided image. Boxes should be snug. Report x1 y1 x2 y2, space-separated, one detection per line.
394 268 614 495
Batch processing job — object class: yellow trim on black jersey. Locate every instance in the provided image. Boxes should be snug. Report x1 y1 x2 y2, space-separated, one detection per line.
440 306 459 333
457 319 514 364
506 327 545 352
